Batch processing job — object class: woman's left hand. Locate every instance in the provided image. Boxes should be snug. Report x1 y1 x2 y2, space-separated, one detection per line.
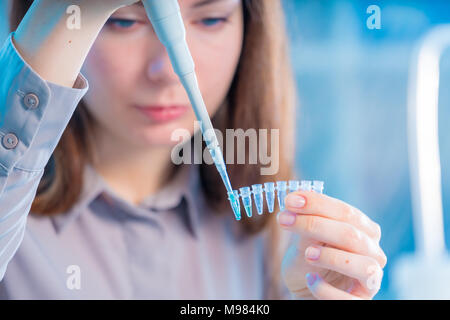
278 190 387 300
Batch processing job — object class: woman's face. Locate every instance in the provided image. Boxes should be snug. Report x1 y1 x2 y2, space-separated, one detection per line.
81 0 244 148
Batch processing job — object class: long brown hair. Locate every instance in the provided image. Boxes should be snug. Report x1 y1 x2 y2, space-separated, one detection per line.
9 0 296 299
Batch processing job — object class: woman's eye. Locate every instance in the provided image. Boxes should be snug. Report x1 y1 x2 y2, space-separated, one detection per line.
198 17 228 28
105 18 138 30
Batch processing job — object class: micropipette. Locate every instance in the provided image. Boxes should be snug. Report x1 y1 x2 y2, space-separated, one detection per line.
142 0 241 219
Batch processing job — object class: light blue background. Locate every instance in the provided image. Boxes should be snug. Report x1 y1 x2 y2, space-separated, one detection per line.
2 0 450 299
0 1 8 41
282 0 450 299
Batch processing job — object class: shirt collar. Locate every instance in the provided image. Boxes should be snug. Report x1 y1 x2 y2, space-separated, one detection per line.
51 162 203 236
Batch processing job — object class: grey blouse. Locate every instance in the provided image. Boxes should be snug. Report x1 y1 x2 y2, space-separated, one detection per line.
0 32 292 299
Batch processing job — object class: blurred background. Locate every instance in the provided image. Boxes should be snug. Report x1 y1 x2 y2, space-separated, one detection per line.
281 0 450 299
1 0 450 299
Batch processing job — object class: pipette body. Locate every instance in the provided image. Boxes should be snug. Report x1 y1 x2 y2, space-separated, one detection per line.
142 0 241 219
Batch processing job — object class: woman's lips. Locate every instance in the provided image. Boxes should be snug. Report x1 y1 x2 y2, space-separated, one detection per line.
134 105 189 123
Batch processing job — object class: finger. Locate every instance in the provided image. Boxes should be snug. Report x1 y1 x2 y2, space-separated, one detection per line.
305 272 363 300
285 191 381 241
277 211 387 267
304 245 383 295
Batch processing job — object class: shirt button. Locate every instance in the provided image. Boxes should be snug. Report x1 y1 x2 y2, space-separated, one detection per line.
2 133 19 150
23 93 39 109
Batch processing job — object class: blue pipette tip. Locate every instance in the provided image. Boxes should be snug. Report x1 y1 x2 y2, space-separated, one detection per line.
228 191 241 221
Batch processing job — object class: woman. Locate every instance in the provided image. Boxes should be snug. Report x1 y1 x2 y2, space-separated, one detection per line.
0 0 386 299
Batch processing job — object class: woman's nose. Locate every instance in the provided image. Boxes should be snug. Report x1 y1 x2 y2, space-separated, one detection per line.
146 52 179 86
149 58 164 74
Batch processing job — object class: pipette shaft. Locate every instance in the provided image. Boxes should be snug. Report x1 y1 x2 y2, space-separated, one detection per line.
142 0 235 198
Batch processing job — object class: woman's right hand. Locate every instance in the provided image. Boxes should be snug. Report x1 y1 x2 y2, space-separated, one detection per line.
12 0 142 88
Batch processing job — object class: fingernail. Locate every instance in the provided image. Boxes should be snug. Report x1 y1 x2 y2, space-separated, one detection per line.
305 246 321 261
277 211 296 226
286 194 306 209
306 273 317 286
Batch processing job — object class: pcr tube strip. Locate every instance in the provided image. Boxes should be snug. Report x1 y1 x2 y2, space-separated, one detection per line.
227 180 325 221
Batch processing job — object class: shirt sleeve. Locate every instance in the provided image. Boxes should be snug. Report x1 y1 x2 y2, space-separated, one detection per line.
0 32 89 280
